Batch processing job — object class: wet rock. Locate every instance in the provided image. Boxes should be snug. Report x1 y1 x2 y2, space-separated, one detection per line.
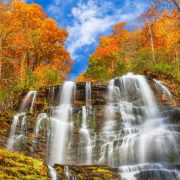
51 165 119 180
135 168 179 180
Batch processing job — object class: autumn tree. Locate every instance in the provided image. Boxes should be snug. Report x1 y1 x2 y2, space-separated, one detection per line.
0 0 73 89
85 3 179 82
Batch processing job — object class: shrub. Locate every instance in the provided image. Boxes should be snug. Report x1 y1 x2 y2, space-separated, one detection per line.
131 48 152 73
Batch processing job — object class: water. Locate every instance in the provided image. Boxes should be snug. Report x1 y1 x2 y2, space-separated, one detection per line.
119 163 179 180
7 90 37 150
19 91 37 113
48 166 57 180
96 73 179 179
7 74 180 179
105 73 179 179
98 79 117 166
86 82 91 106
33 113 48 150
7 112 26 150
48 87 55 107
79 82 93 164
48 81 75 165
64 166 71 179
154 79 173 104
7 114 28 150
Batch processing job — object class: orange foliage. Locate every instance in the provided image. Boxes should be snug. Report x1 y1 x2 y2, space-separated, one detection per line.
85 6 179 81
76 73 92 83
0 1 73 89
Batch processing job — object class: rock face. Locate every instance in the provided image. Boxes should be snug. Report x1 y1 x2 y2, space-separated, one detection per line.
51 165 119 180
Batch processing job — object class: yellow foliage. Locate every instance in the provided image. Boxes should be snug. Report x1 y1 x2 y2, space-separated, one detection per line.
0 149 47 179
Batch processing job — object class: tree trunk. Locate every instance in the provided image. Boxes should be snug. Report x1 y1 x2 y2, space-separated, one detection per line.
147 21 155 65
172 0 180 12
20 53 26 86
175 46 179 74
0 57 2 80
0 38 2 79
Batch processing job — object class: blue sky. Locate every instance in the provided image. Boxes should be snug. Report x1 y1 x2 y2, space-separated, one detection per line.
24 0 152 79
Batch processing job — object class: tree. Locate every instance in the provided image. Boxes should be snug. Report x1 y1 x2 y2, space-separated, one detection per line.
153 0 180 12
140 7 162 64
85 6 179 83
0 1 73 89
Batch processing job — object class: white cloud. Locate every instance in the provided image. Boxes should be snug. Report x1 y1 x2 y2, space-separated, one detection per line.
47 0 67 21
47 5 62 19
66 0 147 59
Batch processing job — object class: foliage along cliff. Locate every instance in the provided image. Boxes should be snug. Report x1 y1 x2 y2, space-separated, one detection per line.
78 1 180 96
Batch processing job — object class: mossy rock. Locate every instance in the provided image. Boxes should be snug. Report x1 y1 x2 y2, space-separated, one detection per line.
0 149 47 179
54 164 119 180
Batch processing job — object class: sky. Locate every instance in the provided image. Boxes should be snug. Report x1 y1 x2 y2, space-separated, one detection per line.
24 0 153 79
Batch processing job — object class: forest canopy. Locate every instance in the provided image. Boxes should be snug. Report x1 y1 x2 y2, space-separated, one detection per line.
78 1 179 83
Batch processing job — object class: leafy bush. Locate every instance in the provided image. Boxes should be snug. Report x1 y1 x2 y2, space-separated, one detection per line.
131 48 152 73
45 71 60 85
23 75 39 89
85 66 110 81
153 61 175 76
114 57 127 77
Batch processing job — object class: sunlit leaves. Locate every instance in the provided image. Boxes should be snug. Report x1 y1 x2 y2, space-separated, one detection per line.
0 1 73 89
84 3 179 82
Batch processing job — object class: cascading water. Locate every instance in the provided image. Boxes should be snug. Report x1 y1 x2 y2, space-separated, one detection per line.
6 73 180 180
48 81 75 165
85 82 91 106
154 79 173 104
64 165 75 180
7 91 37 150
19 91 37 113
48 166 57 180
79 82 93 164
33 113 48 140
7 112 26 150
33 113 48 151
100 73 179 179
98 79 118 166
48 87 55 107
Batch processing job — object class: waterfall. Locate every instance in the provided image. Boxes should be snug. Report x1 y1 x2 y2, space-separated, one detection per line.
33 113 48 150
79 82 93 164
7 112 26 150
19 91 37 113
97 73 179 179
118 73 159 119
98 79 118 166
64 166 71 179
7 114 28 150
6 73 180 180
111 73 179 179
86 82 91 106
48 81 75 165
48 87 55 107
154 79 173 104
48 166 57 180
119 163 180 180
33 113 48 139
7 90 37 150
64 165 77 180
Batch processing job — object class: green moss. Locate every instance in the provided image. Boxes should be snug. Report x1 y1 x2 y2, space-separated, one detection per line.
92 167 110 173
55 165 118 180
0 149 47 180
